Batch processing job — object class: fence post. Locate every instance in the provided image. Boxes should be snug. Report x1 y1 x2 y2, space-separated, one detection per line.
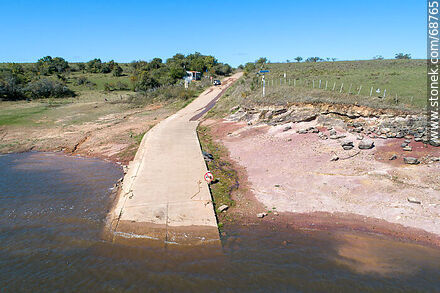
340 83 344 93
319 80 321 88
411 96 414 104
325 80 328 90
395 94 398 104
358 85 362 95
370 86 373 97
383 89 387 98
313 80 315 88
332 82 336 91
294 79 296 87
348 83 352 94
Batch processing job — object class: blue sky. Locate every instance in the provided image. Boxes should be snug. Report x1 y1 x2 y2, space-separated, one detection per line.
0 0 425 66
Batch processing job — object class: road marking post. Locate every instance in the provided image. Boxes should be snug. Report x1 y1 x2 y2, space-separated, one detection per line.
340 83 344 93
332 82 336 91
358 85 362 95
370 86 373 97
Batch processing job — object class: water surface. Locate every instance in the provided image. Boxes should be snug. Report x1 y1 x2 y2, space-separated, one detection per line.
0 152 440 292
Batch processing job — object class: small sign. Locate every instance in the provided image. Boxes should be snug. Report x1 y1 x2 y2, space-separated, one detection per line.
204 171 214 183
259 70 270 73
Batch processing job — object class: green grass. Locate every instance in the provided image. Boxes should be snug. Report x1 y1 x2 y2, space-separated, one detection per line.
212 59 427 115
197 125 237 210
0 104 49 126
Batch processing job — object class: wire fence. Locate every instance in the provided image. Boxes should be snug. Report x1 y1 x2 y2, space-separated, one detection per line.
254 77 422 109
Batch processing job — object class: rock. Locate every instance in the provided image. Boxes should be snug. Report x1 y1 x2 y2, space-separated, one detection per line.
403 146 412 151
202 151 214 161
217 205 229 213
318 133 328 140
330 134 346 139
381 128 391 134
378 134 388 139
404 135 412 139
358 140 374 149
389 154 398 160
404 139 411 143
230 105 240 112
257 212 268 218
341 140 354 150
356 135 364 140
329 129 337 136
414 137 422 142
401 143 408 148
404 157 419 164
330 155 339 161
297 129 308 134
386 133 397 138
432 157 440 161
407 197 421 204
310 128 319 133
429 140 440 147
283 126 292 132
273 212 279 216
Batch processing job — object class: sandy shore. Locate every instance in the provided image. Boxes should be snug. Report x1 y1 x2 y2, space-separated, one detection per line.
202 115 440 247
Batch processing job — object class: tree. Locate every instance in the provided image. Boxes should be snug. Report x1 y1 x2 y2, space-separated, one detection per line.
77 63 86 72
112 64 123 77
294 57 303 62
87 58 103 73
395 53 411 59
331 58 337 62
256 57 267 65
36 56 69 75
305 57 323 62
373 55 384 60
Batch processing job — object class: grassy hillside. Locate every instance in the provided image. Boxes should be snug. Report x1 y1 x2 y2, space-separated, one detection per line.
214 59 426 114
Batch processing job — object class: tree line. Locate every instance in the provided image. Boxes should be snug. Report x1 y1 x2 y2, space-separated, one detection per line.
0 52 233 101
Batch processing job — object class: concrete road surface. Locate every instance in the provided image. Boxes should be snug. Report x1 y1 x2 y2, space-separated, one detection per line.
106 72 243 246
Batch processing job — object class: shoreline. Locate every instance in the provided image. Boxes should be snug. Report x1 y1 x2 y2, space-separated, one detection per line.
201 117 440 249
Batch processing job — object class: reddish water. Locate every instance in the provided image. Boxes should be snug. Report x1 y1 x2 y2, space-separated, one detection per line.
0 152 440 292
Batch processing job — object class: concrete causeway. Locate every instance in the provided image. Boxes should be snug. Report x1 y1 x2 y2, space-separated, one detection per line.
106 73 242 246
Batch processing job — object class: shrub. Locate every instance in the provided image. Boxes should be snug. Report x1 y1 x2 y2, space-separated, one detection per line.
24 78 75 99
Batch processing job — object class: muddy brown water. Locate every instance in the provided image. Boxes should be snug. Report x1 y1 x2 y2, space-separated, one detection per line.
0 152 440 292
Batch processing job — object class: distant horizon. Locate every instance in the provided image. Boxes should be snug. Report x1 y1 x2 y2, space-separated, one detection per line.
0 55 425 67
0 0 424 66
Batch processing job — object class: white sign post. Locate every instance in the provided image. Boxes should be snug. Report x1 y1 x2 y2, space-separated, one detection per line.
259 70 270 98
262 76 266 97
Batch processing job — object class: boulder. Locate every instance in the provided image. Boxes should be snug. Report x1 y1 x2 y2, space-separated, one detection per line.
341 140 354 149
407 197 421 204
217 205 229 213
330 155 339 161
429 140 440 147
257 212 268 218
389 154 398 160
404 157 419 164
358 140 375 149
403 146 412 151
